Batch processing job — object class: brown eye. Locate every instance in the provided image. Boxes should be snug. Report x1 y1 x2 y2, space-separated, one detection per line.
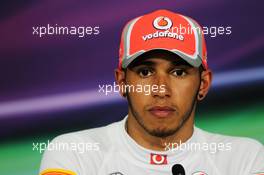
138 68 153 77
172 69 187 77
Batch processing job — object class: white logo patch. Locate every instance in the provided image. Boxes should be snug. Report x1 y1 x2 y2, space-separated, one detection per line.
153 16 172 30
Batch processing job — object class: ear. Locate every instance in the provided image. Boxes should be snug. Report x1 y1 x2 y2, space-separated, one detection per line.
114 68 127 98
198 69 213 101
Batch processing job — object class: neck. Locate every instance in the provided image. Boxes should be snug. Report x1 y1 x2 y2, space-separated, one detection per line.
126 111 195 151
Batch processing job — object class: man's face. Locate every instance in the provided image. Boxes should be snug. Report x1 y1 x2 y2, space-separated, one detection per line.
124 51 201 138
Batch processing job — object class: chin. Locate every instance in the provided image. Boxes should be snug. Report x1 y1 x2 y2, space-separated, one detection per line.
147 125 178 137
148 128 177 138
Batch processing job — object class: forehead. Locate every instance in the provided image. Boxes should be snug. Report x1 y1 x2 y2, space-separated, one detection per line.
127 50 191 68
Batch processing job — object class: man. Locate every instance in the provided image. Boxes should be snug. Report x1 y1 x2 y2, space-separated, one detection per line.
39 9 264 175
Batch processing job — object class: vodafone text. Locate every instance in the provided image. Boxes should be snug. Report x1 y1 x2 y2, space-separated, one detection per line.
142 30 184 41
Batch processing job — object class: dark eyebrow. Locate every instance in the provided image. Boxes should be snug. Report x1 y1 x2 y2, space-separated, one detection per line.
128 58 192 69
170 60 192 67
129 60 157 68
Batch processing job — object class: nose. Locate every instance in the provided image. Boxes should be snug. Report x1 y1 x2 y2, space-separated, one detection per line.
151 73 171 98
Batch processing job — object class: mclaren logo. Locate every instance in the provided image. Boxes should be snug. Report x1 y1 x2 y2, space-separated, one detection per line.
153 16 173 30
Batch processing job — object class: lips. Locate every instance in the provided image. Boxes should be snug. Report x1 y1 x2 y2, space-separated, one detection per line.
148 106 175 118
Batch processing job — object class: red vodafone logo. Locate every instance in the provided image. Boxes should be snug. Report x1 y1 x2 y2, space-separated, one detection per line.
150 153 167 165
153 16 172 30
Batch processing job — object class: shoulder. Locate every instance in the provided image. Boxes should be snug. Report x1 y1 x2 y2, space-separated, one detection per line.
196 127 264 173
51 119 123 152
196 127 263 151
40 119 124 174
196 127 263 165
